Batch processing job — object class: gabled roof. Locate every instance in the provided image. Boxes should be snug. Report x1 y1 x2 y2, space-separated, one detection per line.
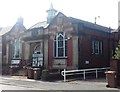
29 21 49 29
28 12 112 33
69 17 112 33
28 12 60 30
0 17 26 36
48 12 112 33
46 12 66 28
0 26 13 36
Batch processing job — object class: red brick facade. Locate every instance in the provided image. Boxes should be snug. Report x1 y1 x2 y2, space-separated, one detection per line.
1 18 26 75
22 12 117 71
2 12 118 76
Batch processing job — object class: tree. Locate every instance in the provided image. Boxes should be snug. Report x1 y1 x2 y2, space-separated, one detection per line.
113 40 120 60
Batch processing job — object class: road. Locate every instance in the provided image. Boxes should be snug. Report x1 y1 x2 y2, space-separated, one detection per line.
0 75 119 91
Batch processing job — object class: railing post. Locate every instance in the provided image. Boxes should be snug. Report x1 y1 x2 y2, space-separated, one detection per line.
63 69 66 82
96 69 98 78
83 70 86 80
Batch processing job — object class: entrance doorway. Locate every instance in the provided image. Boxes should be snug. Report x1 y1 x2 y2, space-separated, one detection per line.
32 43 43 67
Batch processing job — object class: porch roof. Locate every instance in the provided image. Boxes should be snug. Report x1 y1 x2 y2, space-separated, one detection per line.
29 21 49 29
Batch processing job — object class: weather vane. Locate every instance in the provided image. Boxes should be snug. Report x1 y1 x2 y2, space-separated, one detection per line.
95 16 100 24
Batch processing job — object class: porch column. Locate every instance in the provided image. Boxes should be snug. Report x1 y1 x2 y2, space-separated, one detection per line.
44 40 48 68
72 36 78 69
24 42 30 64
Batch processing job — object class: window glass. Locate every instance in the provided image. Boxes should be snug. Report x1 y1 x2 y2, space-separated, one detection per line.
13 39 21 59
94 41 99 54
58 40 63 47
92 40 103 55
54 32 67 57
58 48 64 56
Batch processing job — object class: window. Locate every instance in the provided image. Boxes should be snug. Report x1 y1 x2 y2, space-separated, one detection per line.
32 30 38 37
32 44 43 67
13 39 22 59
54 32 67 57
34 45 42 54
92 40 103 55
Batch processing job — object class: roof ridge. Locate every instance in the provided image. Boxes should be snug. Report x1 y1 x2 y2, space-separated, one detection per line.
69 17 111 29
69 17 112 32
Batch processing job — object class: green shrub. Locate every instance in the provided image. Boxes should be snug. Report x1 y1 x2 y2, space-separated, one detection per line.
113 40 120 60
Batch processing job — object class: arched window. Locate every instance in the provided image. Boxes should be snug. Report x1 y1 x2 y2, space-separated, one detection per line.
13 39 22 59
32 43 43 67
34 45 42 54
54 32 67 57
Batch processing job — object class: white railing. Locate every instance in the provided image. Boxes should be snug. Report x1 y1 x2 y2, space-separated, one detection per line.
61 67 110 82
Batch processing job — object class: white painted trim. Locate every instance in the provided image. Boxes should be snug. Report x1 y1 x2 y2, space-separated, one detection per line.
61 67 110 82
54 32 68 57
92 40 103 55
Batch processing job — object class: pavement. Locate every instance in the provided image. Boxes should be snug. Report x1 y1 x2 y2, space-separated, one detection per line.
0 75 120 91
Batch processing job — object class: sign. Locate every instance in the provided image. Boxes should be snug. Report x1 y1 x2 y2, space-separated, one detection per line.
53 59 67 69
32 53 43 67
11 59 21 64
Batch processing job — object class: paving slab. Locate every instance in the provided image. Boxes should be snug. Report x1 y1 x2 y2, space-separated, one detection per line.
0 75 120 90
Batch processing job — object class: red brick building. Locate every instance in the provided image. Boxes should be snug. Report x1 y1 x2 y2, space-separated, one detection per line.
22 10 114 72
2 5 119 75
0 17 26 74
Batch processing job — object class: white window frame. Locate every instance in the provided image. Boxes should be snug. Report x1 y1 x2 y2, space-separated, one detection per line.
92 40 103 55
13 38 22 59
54 32 67 58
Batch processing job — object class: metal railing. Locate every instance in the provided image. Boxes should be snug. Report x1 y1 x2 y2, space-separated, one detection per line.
61 67 110 82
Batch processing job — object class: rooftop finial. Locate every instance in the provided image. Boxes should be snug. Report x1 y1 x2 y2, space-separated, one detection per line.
46 3 57 23
50 3 53 9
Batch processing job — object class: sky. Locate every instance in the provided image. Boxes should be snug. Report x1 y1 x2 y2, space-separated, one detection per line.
0 0 119 29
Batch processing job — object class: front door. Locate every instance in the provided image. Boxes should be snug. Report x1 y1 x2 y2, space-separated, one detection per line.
32 43 43 68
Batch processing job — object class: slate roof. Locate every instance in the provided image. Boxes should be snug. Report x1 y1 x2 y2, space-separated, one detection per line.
69 17 112 33
0 26 13 36
28 12 112 33
29 21 49 29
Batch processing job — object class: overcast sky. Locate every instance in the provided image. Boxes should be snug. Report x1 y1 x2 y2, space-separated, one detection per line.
0 0 119 29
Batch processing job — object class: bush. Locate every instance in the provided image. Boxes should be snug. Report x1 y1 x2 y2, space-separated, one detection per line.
113 40 120 60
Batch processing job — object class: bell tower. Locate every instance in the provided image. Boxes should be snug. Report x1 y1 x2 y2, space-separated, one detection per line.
47 3 57 23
